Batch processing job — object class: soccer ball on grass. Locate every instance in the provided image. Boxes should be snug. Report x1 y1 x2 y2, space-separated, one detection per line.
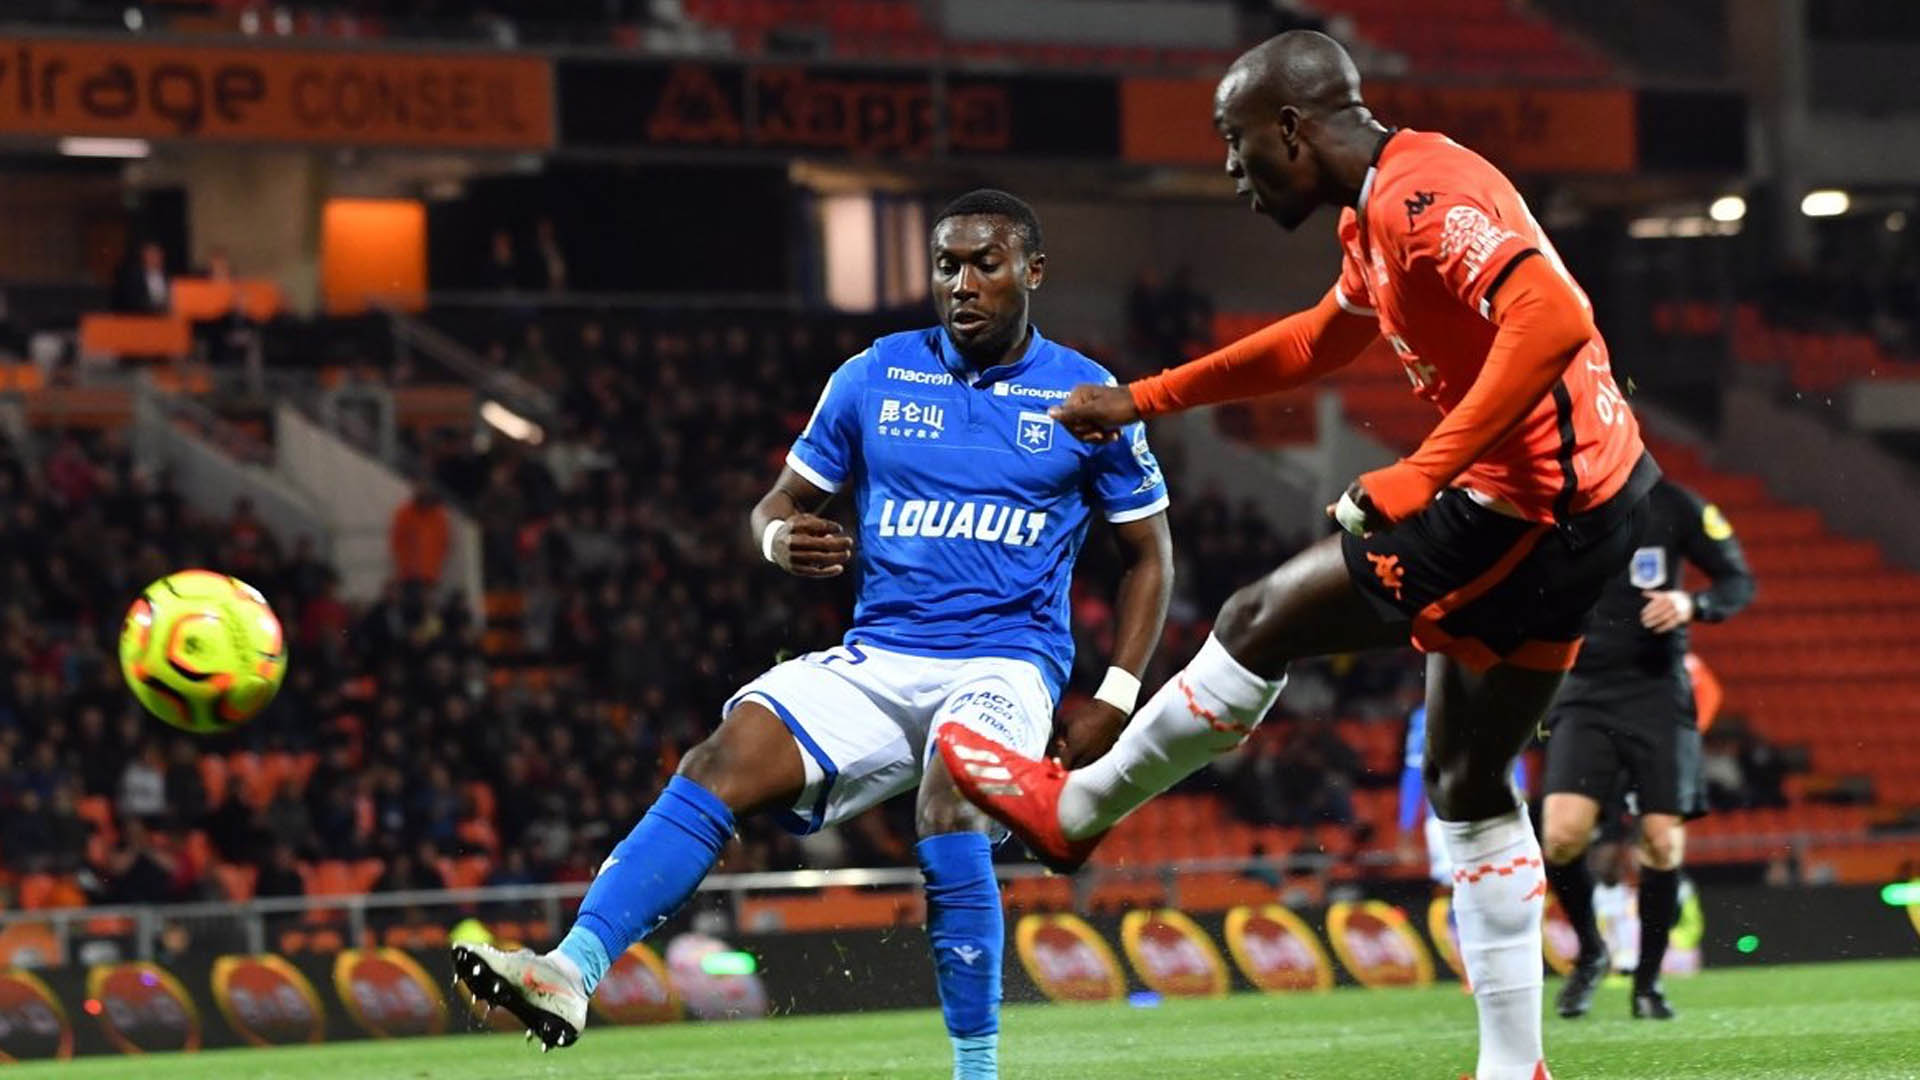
118 571 288 733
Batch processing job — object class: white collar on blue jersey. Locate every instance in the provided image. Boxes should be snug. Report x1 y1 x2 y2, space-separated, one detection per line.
934 324 1049 390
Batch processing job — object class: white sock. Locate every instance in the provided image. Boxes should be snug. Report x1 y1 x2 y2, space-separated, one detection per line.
1058 634 1284 839
1442 804 1546 1080
544 947 587 992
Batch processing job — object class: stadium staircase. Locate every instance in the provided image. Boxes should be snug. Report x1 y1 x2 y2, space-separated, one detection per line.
1205 313 1919 885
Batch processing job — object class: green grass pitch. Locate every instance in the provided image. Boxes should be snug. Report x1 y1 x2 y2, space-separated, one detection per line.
18 959 1920 1079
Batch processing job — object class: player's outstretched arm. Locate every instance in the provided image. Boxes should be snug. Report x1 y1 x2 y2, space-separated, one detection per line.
750 467 852 578
1049 288 1376 443
1054 512 1173 767
1336 256 1594 534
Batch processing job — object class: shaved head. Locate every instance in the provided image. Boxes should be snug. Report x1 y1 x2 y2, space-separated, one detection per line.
1218 30 1363 120
1213 30 1381 231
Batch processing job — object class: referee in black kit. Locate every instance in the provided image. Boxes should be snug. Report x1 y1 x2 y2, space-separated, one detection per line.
1539 478 1755 1021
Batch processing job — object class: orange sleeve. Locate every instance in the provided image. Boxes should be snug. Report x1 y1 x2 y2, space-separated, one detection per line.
1358 255 1596 521
1687 654 1723 730
1129 288 1377 418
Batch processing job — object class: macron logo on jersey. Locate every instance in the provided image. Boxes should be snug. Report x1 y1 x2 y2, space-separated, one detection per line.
876 498 1047 546
886 366 952 386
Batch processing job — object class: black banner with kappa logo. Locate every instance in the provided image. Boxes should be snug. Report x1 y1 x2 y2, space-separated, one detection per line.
557 59 1117 159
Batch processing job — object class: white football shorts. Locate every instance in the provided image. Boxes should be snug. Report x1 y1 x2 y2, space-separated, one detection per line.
722 643 1054 834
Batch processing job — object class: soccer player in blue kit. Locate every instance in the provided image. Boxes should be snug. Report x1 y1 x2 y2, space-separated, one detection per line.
453 190 1174 1078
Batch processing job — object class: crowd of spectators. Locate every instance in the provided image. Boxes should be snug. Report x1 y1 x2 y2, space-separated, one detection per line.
0 305 1423 912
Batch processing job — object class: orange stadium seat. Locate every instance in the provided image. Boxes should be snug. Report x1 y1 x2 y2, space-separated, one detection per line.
78 314 191 359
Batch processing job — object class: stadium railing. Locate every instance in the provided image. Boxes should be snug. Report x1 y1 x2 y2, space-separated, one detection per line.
0 856 1387 967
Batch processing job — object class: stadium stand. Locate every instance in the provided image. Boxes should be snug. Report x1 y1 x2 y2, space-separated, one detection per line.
1309 0 1613 80
0 302 1429 921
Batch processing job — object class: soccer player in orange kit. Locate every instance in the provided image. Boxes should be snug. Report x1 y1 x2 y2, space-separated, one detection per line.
939 30 1659 1080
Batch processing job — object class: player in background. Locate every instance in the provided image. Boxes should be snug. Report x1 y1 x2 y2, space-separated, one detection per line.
1398 704 1525 886
453 191 1174 1077
1541 480 1752 1020
938 32 1657 1080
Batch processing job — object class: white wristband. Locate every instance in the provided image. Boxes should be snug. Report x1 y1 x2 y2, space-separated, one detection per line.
760 519 787 565
1333 488 1370 537
1094 667 1141 713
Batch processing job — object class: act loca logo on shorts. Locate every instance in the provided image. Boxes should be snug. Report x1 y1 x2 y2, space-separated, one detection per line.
944 690 1021 745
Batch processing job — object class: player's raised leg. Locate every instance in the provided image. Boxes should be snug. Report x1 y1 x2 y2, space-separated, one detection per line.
1425 655 1558 1080
453 700 803 1048
941 535 1396 871
1632 812 1685 1019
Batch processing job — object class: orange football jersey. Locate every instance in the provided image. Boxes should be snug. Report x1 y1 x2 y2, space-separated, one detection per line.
1334 130 1644 522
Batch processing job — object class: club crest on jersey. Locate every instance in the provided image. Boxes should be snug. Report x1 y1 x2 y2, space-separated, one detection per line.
877 397 946 440
1130 426 1164 492
1017 410 1055 454
1629 546 1668 589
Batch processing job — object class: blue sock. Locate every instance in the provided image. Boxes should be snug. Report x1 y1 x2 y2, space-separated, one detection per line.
557 775 734 994
918 832 1001 1080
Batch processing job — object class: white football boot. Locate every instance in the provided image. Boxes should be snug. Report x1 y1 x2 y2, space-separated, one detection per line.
451 943 589 1050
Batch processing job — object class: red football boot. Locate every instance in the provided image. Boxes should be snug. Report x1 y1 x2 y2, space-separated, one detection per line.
936 726 1102 873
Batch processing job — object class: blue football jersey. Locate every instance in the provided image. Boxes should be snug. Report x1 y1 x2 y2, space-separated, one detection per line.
786 327 1168 699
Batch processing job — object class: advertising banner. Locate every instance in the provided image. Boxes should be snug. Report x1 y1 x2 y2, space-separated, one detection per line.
1122 76 1640 174
0 883 1900 1059
558 60 1116 158
0 39 553 148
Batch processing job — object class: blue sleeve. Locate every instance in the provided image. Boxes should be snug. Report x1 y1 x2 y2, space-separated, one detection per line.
1087 420 1170 523
787 354 866 493
1398 765 1426 832
1398 707 1426 831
